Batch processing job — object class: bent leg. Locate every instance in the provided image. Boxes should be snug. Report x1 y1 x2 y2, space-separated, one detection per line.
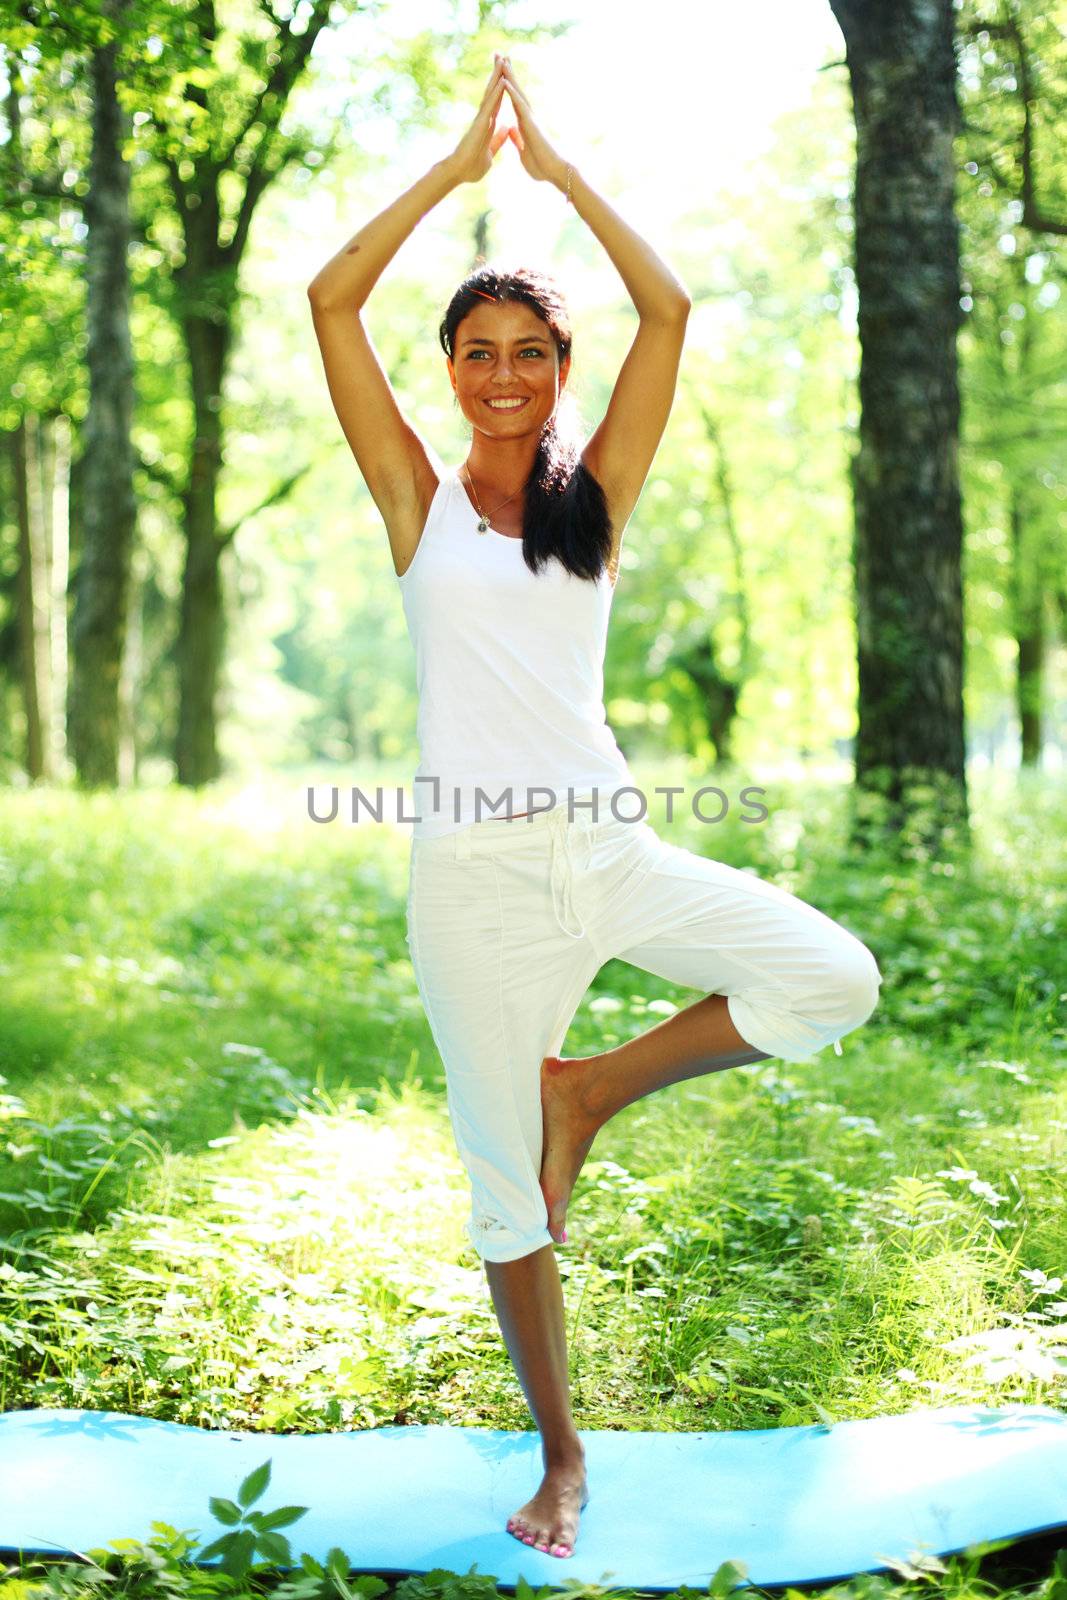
573 992 768 1129
603 825 883 1064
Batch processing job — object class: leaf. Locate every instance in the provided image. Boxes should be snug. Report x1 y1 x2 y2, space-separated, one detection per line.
326 1546 352 1578
220 1528 257 1577
733 1383 791 1404
196 1531 238 1562
254 1503 309 1531
254 1531 293 1566
795 1385 836 1428
207 1498 243 1527
709 1557 750 1596
353 1578 389 1599
237 1459 271 1508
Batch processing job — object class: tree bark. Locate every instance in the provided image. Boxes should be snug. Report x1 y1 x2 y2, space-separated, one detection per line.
1009 487 1045 766
676 634 740 766
175 291 231 786
68 0 137 788
161 0 331 786
48 411 72 773
10 419 50 779
829 0 969 847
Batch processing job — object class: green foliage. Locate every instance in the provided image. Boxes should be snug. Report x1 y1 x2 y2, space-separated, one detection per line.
197 1458 312 1578
2 2 1067 1587
1 1474 1065 1600
0 1477 381 1600
4 0 1063 779
952 0 1067 747
0 774 1063 1438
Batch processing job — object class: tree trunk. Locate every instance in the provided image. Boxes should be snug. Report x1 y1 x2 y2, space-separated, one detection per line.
1009 487 1044 766
68 0 137 788
670 634 739 766
10 418 50 780
829 0 969 848
118 542 147 785
161 0 332 786
48 412 72 774
1004 249 1046 771
175 299 231 785
699 403 752 764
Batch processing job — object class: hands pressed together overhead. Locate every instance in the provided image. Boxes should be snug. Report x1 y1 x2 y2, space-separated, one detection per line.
447 53 569 190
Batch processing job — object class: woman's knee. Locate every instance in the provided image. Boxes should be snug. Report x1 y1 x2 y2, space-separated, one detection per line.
833 941 882 1030
728 937 881 1064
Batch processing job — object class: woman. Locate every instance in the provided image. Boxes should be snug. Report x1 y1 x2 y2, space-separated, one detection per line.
308 54 882 1563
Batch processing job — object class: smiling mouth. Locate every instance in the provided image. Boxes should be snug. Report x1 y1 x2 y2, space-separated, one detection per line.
484 397 531 410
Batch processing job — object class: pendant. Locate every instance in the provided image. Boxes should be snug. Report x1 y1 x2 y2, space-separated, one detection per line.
477 518 489 533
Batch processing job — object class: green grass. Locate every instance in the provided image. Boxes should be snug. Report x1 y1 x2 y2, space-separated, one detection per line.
0 768 1065 1600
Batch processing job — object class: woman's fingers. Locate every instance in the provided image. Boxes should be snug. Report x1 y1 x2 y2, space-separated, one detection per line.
502 84 525 124
481 75 506 124
481 58 505 102
501 66 529 102
502 72 531 121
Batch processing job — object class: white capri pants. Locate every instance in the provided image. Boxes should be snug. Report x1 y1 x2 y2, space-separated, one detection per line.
405 799 882 1266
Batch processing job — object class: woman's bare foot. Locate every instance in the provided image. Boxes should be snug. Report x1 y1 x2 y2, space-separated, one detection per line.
539 1055 602 1245
506 1454 589 1557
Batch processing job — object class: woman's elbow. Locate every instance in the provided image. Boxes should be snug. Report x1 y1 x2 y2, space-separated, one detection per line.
646 291 692 323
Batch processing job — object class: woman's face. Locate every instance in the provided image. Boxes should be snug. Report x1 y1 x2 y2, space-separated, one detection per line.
448 300 570 437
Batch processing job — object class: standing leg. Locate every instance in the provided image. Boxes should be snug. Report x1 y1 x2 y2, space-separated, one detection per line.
484 1246 589 1557
407 833 599 1557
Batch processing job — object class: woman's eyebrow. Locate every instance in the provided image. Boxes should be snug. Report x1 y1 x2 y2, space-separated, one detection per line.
460 334 551 346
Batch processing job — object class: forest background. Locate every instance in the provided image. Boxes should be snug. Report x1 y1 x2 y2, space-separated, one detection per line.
3 0 1063 802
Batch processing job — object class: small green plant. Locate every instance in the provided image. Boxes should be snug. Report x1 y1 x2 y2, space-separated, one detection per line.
0 1462 383 1600
195 1458 312 1577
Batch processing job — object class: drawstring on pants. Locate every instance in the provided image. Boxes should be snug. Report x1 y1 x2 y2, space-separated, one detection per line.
452 804 594 941
546 805 593 940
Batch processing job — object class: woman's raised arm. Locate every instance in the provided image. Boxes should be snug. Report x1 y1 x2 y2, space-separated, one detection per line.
307 60 511 574
501 63 691 540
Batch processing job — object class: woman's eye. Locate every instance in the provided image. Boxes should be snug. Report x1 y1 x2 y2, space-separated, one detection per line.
465 349 544 359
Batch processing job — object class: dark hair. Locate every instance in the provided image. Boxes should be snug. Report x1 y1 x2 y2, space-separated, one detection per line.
438 264 613 583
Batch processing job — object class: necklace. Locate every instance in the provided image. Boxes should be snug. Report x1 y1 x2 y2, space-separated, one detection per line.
461 463 523 535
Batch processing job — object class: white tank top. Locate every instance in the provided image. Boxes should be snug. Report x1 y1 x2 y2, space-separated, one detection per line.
396 465 636 838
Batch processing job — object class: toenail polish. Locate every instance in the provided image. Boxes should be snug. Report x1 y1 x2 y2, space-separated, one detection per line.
561 1228 567 1242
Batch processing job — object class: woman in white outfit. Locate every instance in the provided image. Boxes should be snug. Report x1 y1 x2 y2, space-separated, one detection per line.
309 53 881 1564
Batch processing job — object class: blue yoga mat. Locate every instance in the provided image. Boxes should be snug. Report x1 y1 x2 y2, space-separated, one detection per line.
2 1404 1066 1589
